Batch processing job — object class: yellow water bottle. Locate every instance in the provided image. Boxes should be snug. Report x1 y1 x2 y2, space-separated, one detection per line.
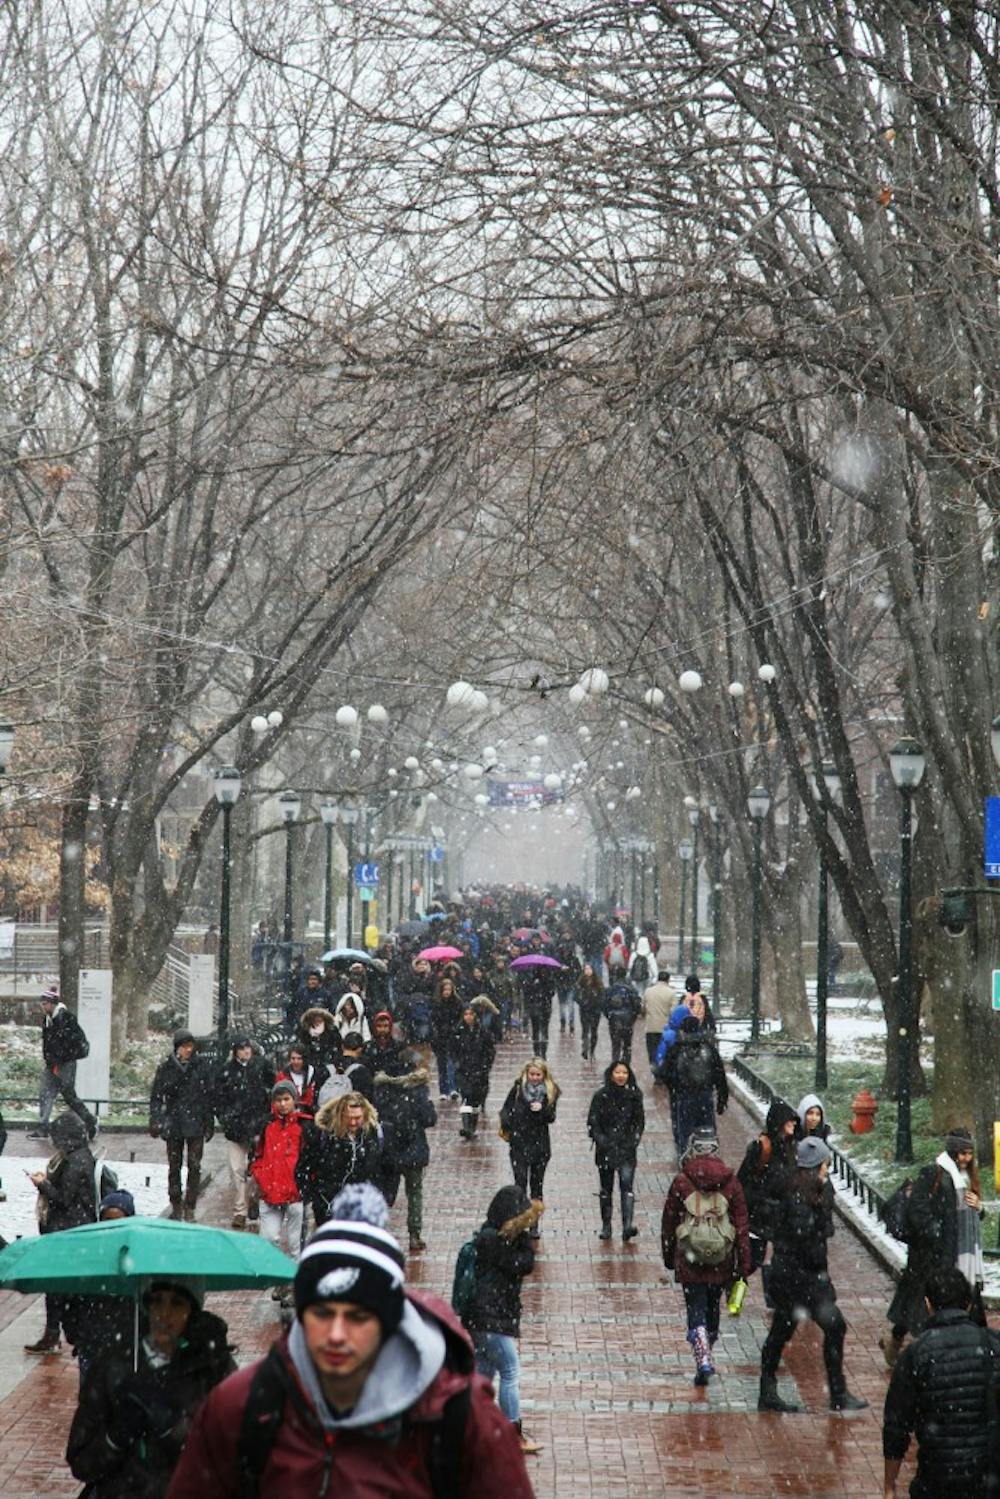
727 1278 748 1317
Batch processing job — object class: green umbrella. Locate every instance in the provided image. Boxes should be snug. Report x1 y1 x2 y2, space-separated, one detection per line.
0 1216 296 1295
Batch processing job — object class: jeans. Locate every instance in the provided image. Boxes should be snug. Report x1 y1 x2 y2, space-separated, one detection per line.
645 1033 661 1068
259 1200 304 1259
579 1009 601 1058
510 1149 546 1201
608 1019 634 1066
683 1283 722 1338
473 1331 521 1423
165 1135 205 1206
432 1044 456 1096
39 1063 96 1133
557 987 576 1030
226 1140 249 1216
380 1165 425 1238
527 1007 550 1058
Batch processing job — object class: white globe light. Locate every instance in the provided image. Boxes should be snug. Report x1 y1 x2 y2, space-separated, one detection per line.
464 762 484 780
758 663 777 682
579 667 610 695
474 792 489 806
568 683 587 706
404 755 420 770
367 704 388 725
626 785 641 800
446 680 476 709
619 718 628 730
431 757 443 772
349 747 361 762
578 725 591 739
482 745 497 763
644 687 664 709
426 791 438 802
470 689 489 713
534 733 549 748
529 755 541 768
387 767 397 778
678 670 703 693
250 715 268 733
606 800 616 811
874 591 891 611
729 681 745 698
543 773 562 791
388 788 398 798
335 704 358 728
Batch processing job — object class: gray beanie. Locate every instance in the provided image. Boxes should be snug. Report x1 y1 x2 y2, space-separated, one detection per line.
796 1136 832 1170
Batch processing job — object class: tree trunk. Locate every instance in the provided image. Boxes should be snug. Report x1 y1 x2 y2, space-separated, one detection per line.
768 861 813 1041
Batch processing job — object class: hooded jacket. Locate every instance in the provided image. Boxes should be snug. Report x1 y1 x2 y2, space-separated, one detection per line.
331 994 372 1044
655 1002 695 1067
466 1188 541 1339
795 1093 831 1141
294 1095 382 1220
587 1066 645 1168
661 1152 752 1286
663 1022 728 1107
295 1008 341 1067
212 1047 275 1144
737 1099 799 1242
150 1046 214 1142
165 1290 531 1499
628 937 656 989
373 1067 437 1170
38 1114 97 1232
42 1002 89 1067
251 1103 304 1205
603 926 630 973
451 1017 495 1105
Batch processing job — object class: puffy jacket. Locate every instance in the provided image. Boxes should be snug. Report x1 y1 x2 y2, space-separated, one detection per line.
466 1204 540 1338
664 1028 728 1108
736 1100 800 1242
500 1082 558 1165
149 1054 215 1141
587 1069 645 1168
768 1177 837 1307
882 1308 1000 1496
274 1064 328 1119
42 1003 89 1066
655 1003 693 1067
212 1054 274 1144
295 1008 341 1068
576 974 605 1017
661 1153 752 1287
373 1067 437 1170
165 1292 531 1499
251 1107 304 1205
68 1309 235 1499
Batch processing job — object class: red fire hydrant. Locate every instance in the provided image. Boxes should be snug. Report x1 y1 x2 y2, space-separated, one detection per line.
849 1089 878 1135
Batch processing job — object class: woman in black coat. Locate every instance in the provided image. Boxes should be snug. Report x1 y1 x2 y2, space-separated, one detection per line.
429 976 463 1100
452 1005 495 1140
884 1150 961 1355
737 1099 799 1278
67 1280 235 1498
587 1062 645 1242
499 1059 560 1229
24 1112 97 1354
577 963 605 1063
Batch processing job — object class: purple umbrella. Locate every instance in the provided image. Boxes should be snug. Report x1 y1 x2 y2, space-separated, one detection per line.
509 954 564 971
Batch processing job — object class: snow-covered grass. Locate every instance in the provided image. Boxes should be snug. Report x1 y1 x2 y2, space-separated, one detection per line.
0 1025 166 1111
0 1156 170 1243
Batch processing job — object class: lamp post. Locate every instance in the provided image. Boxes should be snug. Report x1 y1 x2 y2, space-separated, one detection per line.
278 790 301 949
320 799 338 950
677 837 693 969
747 785 771 1047
708 804 722 1009
0 723 13 777
361 805 374 944
213 767 242 1038
889 736 926 1164
687 804 701 973
339 804 359 945
811 761 841 1091
629 840 638 922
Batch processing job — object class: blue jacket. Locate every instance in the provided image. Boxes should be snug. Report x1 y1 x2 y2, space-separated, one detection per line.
655 1004 695 1068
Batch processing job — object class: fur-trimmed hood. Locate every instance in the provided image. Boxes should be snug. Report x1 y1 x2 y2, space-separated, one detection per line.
469 993 500 1015
298 1006 336 1030
498 1200 544 1241
374 1067 429 1091
314 1092 380 1135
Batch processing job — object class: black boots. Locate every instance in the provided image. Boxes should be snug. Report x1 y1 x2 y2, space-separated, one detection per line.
598 1193 613 1240
829 1382 868 1411
24 1326 61 1354
621 1189 638 1240
758 1374 800 1413
459 1108 474 1139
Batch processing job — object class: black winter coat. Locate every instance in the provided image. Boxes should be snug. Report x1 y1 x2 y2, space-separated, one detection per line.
888 1161 960 1336
883 1308 1000 1496
500 1083 558 1165
587 1077 645 1169
430 993 463 1048
602 983 641 1029
39 1142 98 1232
211 1056 274 1144
768 1178 837 1309
664 1030 728 1109
149 1055 215 1141
42 1005 89 1067
66 1309 235 1499
295 1122 383 1221
452 1023 495 1107
736 1101 799 1242
373 1069 436 1170
466 1219 536 1338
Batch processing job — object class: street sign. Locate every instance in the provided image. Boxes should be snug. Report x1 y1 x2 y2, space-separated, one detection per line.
430 846 444 863
993 970 1000 1010
353 862 380 887
985 797 1000 878
357 885 376 901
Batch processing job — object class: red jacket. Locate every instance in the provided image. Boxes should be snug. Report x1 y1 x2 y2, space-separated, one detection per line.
660 1154 752 1286
165 1289 533 1499
251 1107 303 1205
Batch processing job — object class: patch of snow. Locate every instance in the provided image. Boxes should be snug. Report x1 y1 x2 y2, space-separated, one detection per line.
0 1156 169 1243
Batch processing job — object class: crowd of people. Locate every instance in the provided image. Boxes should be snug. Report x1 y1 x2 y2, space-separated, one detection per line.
6 887 1000 1497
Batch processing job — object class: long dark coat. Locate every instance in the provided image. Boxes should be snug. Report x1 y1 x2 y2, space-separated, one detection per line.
887 1162 959 1336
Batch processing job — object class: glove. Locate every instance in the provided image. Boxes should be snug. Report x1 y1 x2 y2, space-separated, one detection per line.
120 1375 179 1442
149 1123 161 1139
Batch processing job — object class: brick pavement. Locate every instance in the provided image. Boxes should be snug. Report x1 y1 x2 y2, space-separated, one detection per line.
0 1025 923 1497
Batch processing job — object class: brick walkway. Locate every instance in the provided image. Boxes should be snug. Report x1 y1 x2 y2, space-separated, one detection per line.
0 1026 920 1497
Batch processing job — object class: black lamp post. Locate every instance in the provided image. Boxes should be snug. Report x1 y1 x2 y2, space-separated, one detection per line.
747 785 771 1047
320 799 338 950
279 790 301 950
686 803 701 973
677 837 693 969
213 767 242 1038
708 803 722 1009
811 761 841 1091
339 804 359 945
889 736 926 1164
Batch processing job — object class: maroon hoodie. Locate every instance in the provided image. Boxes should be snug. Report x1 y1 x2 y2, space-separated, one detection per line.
661 1153 752 1285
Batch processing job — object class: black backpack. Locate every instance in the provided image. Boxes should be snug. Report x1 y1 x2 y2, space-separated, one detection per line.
63 1013 90 1061
631 955 649 984
882 1179 914 1242
674 1039 715 1092
238 1341 470 1497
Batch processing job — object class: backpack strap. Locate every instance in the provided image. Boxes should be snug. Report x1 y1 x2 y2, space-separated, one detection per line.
425 1383 472 1499
238 1346 291 1497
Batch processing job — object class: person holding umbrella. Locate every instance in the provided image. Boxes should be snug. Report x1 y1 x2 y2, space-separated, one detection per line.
510 955 561 1060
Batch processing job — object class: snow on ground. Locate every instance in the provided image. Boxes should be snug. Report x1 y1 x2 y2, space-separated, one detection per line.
0 1156 169 1244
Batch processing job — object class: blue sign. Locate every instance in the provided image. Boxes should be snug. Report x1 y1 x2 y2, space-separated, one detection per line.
429 846 445 864
353 862 380 887
985 798 1000 879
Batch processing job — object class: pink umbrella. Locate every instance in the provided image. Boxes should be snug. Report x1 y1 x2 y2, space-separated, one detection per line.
509 954 564 970
417 945 464 962
512 927 538 939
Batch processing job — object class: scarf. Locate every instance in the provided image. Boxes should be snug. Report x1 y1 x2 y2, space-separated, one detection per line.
936 1150 984 1288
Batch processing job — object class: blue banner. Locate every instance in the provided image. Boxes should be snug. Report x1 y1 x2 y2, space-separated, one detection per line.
985 798 1000 879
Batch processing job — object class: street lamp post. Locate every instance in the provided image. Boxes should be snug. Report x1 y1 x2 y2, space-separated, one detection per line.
630 841 638 922
278 790 301 948
213 767 242 1039
811 761 842 1091
339 804 359 946
708 804 722 1009
320 800 338 950
687 805 701 973
747 785 771 1047
677 838 693 969
889 737 926 1164
0 724 14 778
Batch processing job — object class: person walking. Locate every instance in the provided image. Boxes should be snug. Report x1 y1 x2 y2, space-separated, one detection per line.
68 1278 235 1499
603 925 630 980
882 1266 1000 1499
430 974 463 1100
331 992 371 1046
464 1185 545 1458
316 1032 375 1108
275 1044 327 1118
372 1051 436 1253
603 977 642 1067
587 1061 645 1243
758 1136 868 1413
23 1112 98 1354
883 1126 987 1366
29 987 97 1140
149 1031 215 1221
627 935 656 995
520 965 557 1060
642 968 678 1072
576 961 605 1063
661 1126 751 1385
295 1006 341 1070
295 1092 382 1226
251 1081 306 1306
453 1003 496 1140
212 1037 274 1229
737 1099 800 1289
554 931 581 1035
662 1011 727 1154
166 1185 532 1497
499 1059 560 1231
796 1093 832 1142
